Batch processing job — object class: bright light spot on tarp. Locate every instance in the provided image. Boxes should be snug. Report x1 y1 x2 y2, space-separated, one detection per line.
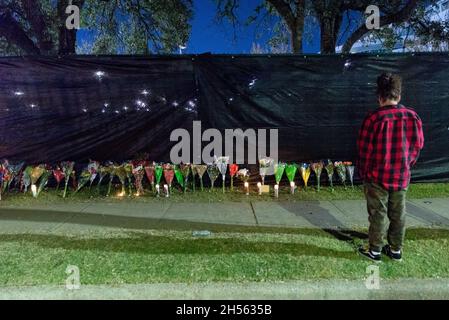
123 106 128 111
94 71 106 80
172 101 179 107
141 90 150 96
82 108 88 113
249 78 257 89
14 91 24 96
30 104 37 109
188 100 196 108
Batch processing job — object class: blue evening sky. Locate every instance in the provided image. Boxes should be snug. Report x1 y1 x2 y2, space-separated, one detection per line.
78 0 361 54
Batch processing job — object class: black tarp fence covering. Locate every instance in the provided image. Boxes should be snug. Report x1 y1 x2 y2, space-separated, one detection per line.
1 53 449 183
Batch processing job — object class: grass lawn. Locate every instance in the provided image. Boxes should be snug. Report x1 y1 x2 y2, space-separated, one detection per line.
1 225 449 286
2 182 449 206
1 183 448 287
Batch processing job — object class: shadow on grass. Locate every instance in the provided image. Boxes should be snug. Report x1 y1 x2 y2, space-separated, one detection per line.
0 232 358 260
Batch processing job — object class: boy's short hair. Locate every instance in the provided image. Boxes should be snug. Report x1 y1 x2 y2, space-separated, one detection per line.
377 73 402 101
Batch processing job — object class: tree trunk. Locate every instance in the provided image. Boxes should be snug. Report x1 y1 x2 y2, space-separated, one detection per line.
291 19 304 54
57 0 84 55
320 15 342 54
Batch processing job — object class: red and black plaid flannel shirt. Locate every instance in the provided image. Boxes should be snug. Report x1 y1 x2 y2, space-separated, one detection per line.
357 104 424 191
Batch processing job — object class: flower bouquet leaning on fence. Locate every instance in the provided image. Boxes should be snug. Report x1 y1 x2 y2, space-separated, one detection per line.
144 162 155 192
300 163 311 190
155 164 163 196
75 168 91 193
274 162 286 186
236 169 250 195
104 162 115 197
132 161 145 196
229 164 239 191
61 161 75 198
259 157 274 185
37 166 52 197
193 165 207 191
285 164 297 194
344 162 355 188
207 164 220 192
0 160 11 193
163 163 175 193
124 162 134 196
21 166 33 193
311 161 324 191
96 165 108 193
180 164 191 194
335 161 347 189
87 161 99 189
113 164 127 197
215 156 229 193
53 167 64 191
30 165 45 198
324 160 335 192
4 161 24 192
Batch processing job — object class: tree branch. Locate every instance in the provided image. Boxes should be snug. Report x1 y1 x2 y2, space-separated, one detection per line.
342 0 419 53
20 0 54 53
0 10 40 55
266 0 295 27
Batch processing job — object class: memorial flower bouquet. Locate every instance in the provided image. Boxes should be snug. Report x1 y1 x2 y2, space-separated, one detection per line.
53 167 65 191
193 165 207 191
285 164 297 186
30 165 45 198
311 161 324 191
124 162 134 196
180 163 191 194
259 157 274 185
114 164 127 196
87 160 100 189
163 163 175 192
207 164 220 192
21 165 33 193
144 162 155 191
324 160 335 191
61 161 75 198
215 156 229 193
132 161 145 196
75 168 91 193
229 164 239 191
334 161 347 188
300 163 311 189
344 162 355 188
274 162 286 185
4 161 24 191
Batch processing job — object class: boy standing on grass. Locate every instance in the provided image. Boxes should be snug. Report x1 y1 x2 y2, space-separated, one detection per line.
357 73 424 262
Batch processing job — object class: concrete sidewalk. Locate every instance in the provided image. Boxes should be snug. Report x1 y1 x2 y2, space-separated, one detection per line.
0 198 448 234
1 279 449 300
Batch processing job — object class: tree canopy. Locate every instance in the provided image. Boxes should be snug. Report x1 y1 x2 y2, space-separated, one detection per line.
0 0 193 56
0 0 447 56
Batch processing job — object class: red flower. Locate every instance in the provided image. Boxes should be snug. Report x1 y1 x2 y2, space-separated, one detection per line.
229 164 239 177
53 169 65 184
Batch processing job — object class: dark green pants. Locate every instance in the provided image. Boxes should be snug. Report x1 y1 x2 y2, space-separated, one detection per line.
364 182 407 252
